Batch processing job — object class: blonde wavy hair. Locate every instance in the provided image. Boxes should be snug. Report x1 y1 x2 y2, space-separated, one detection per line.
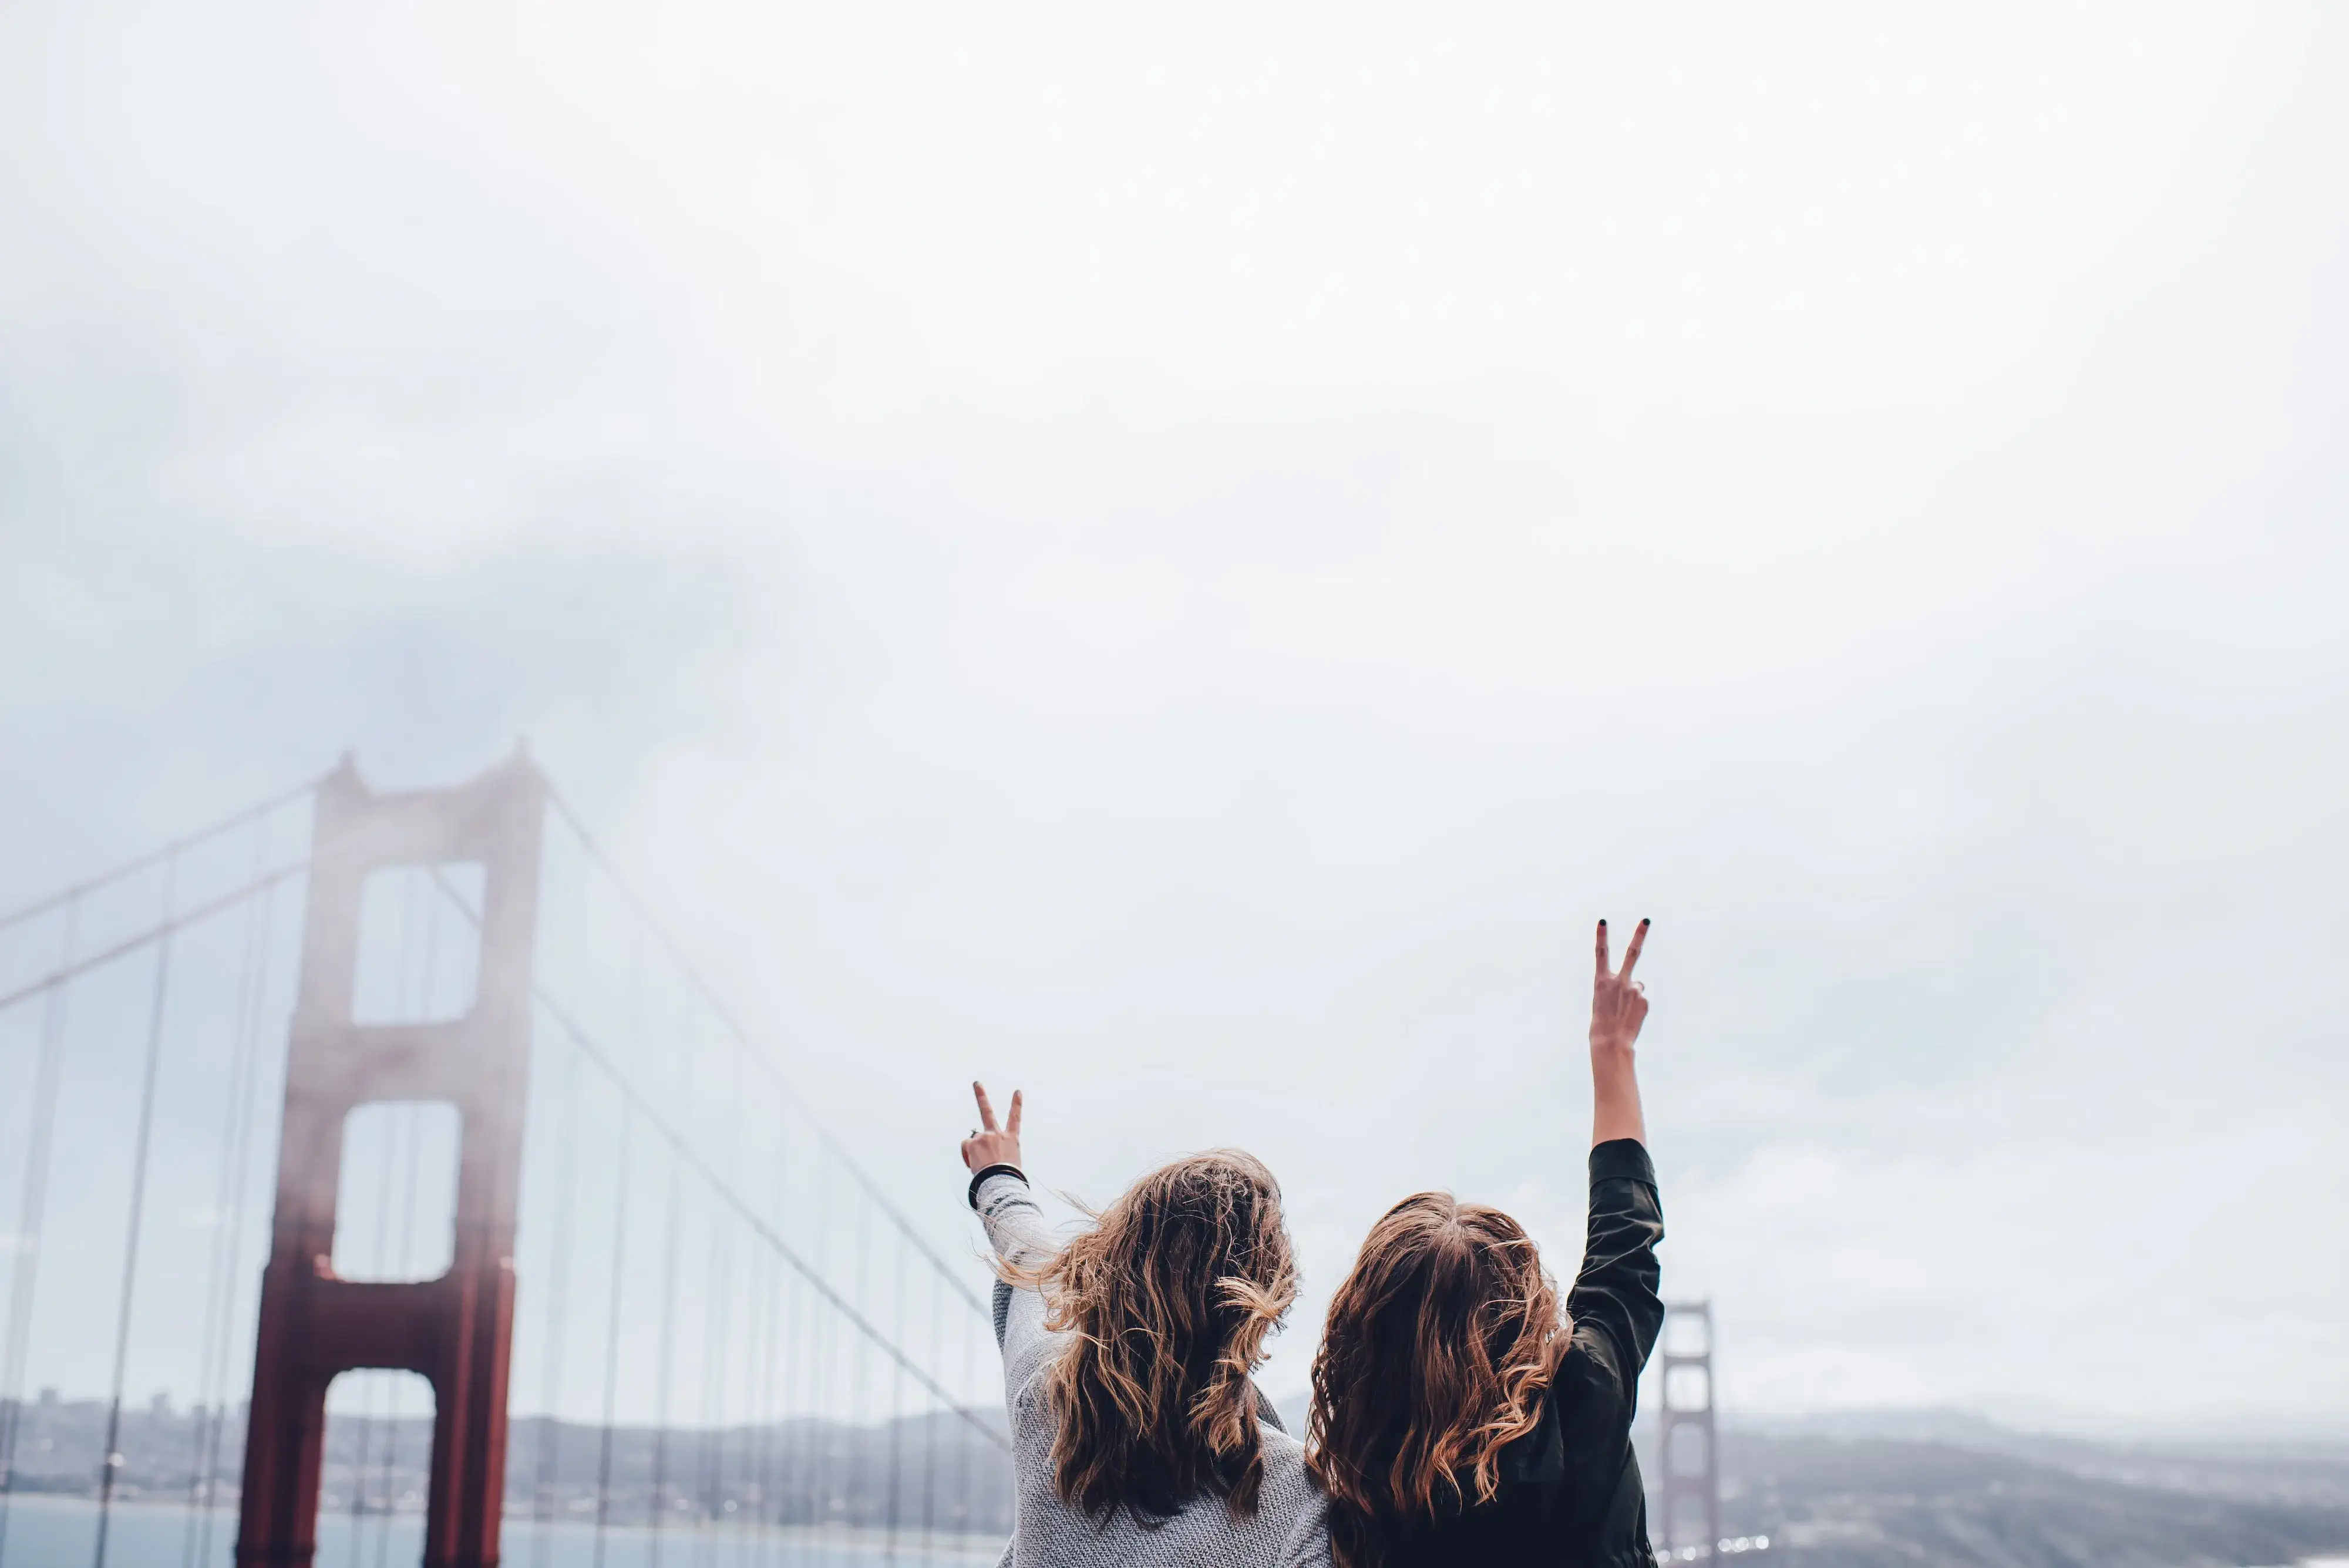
1003 1149 1298 1525
1305 1193 1565 1568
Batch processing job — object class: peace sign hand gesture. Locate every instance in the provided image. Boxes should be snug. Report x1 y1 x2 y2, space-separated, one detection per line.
960 1081 1024 1173
1589 918 1651 1146
1591 917 1651 1057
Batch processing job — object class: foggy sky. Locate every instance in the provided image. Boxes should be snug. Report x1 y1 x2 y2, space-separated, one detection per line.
3 1 2345 1431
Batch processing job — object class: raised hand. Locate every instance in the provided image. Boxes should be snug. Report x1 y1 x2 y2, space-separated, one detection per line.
1589 918 1650 1146
1591 917 1651 1057
960 1081 1024 1173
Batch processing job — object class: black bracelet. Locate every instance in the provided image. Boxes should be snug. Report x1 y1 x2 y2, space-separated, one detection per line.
967 1162 1027 1210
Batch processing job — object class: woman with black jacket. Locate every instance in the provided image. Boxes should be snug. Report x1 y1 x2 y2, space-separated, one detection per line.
1305 918 1666 1568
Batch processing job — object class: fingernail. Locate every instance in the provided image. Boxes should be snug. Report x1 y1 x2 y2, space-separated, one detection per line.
1598 918 1608 927
1641 917 1651 927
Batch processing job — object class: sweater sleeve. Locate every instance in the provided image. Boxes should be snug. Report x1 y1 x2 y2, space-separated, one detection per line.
1564 1139 1665 1417
974 1170 1059 1412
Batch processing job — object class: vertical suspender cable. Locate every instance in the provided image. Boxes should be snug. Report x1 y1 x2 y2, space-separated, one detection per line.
852 1193 872 1547
771 1269 792 1567
735 1237 761 1568
749 1246 773 1568
804 1160 831 1564
92 851 181 1568
692 1015 721 1560
698 1031 743 1564
182 823 270 1568
884 1229 904 1564
689 1009 713 1558
531 1047 580 1568
0 897 79 1568
923 1267 940 1554
702 1223 726 1562
531 838 592 1568
590 1092 635 1568
193 878 281 1568
749 1222 770 1568
757 1123 789 1568
796 1261 817 1568
650 957 694 1563
763 1133 793 1568
958 1282 975 1540
798 1260 819 1568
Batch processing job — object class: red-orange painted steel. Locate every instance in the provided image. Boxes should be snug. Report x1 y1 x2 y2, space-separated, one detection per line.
236 753 544 1568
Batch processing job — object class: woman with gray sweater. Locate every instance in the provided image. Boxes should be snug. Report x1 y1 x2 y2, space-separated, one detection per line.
960 1085 1328 1568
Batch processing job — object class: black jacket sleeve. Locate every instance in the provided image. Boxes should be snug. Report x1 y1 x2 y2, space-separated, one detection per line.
1564 1139 1665 1418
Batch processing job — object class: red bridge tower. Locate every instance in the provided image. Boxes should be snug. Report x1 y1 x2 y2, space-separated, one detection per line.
235 753 544 1567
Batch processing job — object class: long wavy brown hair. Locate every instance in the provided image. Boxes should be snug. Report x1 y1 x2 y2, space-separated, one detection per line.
1306 1192 1565 1568
1004 1149 1298 1526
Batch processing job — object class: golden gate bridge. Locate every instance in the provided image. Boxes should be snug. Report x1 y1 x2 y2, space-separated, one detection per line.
0 752 1013 1567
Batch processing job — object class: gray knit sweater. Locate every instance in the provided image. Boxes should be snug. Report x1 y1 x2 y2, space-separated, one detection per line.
974 1170 1331 1568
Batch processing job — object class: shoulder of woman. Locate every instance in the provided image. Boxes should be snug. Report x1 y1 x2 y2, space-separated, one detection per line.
1549 1331 1614 1398
1258 1421 1310 1461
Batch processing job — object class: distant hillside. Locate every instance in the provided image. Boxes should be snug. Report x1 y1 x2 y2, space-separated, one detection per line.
0 1397 1016 1535
10 1393 2347 1567
1714 1431 2349 1568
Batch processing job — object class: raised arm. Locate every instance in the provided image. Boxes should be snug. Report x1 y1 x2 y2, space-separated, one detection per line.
958 1077 1064 1403
1566 918 1664 1411
961 1081 1054 1266
1589 917 1650 1148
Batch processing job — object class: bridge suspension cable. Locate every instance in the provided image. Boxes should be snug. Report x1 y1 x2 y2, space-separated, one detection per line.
0 900 76 1568
0 775 324 941
89 850 180 1568
180 825 278 1568
0 774 319 1568
0 759 1014 1566
543 788 992 1317
422 864 1007 1450
0 863 311 1020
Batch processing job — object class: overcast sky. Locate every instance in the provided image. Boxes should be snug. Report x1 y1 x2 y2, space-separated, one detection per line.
2 1 2345 1433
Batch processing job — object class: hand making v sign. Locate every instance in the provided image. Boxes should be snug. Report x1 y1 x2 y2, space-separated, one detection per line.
960 1081 1024 1175
1589 917 1651 1148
